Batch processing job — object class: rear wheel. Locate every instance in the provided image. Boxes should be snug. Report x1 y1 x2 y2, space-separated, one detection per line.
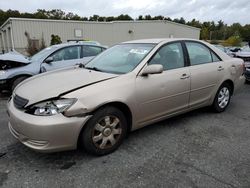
11 76 29 91
80 106 127 156
212 83 232 112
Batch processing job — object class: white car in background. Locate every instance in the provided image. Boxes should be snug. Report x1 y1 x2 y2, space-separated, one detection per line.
0 50 29 63
0 42 106 91
234 46 250 81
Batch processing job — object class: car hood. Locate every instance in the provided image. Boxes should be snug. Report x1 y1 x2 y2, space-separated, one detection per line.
0 51 29 64
235 51 250 57
15 67 118 105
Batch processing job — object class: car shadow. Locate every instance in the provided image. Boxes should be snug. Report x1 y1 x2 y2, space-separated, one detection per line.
0 107 211 171
0 91 11 99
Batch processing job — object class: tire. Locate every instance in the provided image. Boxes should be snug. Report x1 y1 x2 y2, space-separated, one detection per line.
212 83 232 113
11 76 28 91
80 106 127 156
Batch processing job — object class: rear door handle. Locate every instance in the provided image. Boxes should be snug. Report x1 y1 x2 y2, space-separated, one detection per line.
218 66 224 71
180 73 190 79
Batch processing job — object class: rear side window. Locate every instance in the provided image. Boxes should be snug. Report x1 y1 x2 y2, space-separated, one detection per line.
211 52 220 62
186 42 219 66
82 46 103 57
148 42 185 70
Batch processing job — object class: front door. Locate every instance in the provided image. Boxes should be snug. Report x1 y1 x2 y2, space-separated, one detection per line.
135 42 190 125
42 46 81 72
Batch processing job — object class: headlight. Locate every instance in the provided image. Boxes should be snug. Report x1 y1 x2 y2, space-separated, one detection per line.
27 98 76 116
0 70 6 76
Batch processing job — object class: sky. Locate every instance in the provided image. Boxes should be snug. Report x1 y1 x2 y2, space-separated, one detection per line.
0 0 249 25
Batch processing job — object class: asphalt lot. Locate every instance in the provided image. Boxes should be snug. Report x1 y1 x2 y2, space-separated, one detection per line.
0 84 250 188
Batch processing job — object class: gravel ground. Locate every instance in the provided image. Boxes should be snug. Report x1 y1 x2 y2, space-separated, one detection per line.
0 84 250 188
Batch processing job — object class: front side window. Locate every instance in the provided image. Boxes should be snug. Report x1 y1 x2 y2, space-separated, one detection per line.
148 42 185 70
86 43 155 74
31 46 55 62
186 42 214 65
49 46 81 62
82 46 103 57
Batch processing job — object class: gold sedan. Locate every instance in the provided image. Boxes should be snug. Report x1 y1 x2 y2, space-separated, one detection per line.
7 38 245 155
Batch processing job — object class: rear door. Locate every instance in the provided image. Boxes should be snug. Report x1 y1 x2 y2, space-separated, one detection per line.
42 46 81 72
185 41 225 107
135 42 191 124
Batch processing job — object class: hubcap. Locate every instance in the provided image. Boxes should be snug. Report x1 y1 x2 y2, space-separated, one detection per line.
218 87 230 109
103 128 112 137
92 116 122 149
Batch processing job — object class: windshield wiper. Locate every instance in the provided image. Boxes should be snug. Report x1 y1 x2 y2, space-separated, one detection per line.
78 63 85 68
85 66 103 72
78 63 103 72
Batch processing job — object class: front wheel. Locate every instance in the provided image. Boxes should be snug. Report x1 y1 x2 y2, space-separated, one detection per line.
11 76 29 91
80 106 127 156
212 83 232 113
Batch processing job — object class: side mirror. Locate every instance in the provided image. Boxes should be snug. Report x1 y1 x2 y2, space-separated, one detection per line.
44 57 53 64
141 64 163 76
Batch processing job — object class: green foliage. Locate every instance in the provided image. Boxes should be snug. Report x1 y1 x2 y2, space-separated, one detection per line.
1 9 250 43
200 27 210 40
187 19 202 28
224 36 242 46
240 24 250 41
50 34 62 45
24 31 47 56
210 40 220 44
117 14 133 21
173 17 186 24
40 33 46 50
137 15 170 21
24 31 38 56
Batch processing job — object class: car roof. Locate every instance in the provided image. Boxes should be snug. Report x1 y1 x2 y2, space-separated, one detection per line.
51 42 107 49
122 38 200 44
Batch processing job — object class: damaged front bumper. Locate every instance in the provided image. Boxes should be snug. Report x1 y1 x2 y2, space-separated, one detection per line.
7 98 91 153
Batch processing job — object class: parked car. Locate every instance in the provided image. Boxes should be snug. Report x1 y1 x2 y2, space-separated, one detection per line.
213 44 227 53
0 42 106 91
7 38 244 155
227 46 242 57
0 50 29 64
234 46 250 82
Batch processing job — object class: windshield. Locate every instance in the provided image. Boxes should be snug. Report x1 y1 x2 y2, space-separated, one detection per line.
30 46 55 62
85 43 156 74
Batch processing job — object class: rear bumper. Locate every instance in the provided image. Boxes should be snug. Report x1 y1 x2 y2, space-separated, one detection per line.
234 75 245 93
7 99 91 153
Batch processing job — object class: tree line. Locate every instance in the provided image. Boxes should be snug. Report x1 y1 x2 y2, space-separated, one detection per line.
0 9 250 42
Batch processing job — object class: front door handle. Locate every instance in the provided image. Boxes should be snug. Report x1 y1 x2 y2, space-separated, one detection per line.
180 73 190 79
218 66 224 71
